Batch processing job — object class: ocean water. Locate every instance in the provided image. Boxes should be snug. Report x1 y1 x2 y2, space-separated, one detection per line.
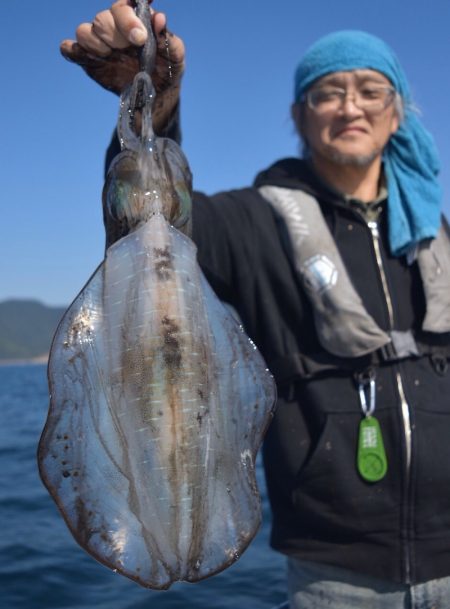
0 364 286 609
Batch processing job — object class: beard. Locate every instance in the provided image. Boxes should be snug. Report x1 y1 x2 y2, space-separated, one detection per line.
322 144 382 167
301 139 383 168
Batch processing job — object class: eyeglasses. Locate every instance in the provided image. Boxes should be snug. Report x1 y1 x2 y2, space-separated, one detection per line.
303 85 396 114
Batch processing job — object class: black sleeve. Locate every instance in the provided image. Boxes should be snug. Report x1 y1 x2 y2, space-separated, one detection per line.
191 188 260 308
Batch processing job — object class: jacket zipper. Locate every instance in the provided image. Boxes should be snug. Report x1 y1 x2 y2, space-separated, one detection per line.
367 220 412 583
367 222 395 324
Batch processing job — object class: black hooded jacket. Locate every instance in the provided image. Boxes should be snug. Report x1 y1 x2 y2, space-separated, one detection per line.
190 157 450 585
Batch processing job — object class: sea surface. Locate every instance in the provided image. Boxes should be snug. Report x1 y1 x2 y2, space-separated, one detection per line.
0 364 286 609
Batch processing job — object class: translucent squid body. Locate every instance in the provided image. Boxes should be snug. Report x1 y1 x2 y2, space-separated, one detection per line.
38 0 276 590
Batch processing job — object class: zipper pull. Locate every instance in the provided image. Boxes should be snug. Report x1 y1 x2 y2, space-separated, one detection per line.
368 220 379 238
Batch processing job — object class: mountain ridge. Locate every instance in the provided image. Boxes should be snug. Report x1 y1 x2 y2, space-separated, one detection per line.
0 299 66 360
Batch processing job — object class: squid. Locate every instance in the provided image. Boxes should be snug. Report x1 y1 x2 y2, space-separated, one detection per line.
38 0 276 590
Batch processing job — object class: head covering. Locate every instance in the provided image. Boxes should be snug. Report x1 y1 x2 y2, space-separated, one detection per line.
294 30 442 258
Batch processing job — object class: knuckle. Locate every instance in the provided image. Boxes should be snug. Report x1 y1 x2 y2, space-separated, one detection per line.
111 2 141 30
75 23 91 42
111 0 128 9
92 11 110 31
111 1 129 17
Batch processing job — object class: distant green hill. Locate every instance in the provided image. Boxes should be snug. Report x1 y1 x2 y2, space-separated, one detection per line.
0 300 66 360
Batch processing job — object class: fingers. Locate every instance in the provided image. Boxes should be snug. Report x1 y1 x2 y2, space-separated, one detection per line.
62 1 149 62
92 10 132 50
152 11 167 36
60 1 185 94
60 39 78 61
74 20 115 57
63 1 177 59
110 0 148 45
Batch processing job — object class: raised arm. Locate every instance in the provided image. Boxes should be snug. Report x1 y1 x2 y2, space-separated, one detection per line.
61 0 185 134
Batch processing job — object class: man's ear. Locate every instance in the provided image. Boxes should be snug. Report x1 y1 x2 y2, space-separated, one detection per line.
390 94 404 136
390 111 400 136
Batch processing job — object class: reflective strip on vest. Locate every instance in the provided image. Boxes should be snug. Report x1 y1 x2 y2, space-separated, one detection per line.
259 185 390 358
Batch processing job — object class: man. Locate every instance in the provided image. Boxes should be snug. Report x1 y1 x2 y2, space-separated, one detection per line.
64 3 450 607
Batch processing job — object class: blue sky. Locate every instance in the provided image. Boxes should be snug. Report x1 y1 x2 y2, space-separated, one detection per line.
2 0 449 306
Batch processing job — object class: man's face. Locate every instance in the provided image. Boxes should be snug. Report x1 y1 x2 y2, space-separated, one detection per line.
294 69 400 167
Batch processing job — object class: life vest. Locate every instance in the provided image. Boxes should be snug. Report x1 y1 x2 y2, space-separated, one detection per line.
259 185 450 372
